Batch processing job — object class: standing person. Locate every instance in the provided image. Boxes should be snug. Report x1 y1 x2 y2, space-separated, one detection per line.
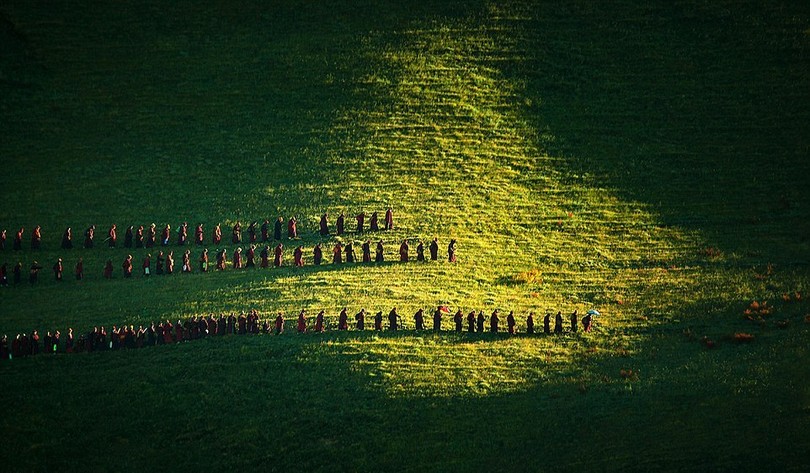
13 262 22 284
416 241 425 261
429 238 439 261
261 219 270 242
507 311 516 335
287 216 298 239
274 217 284 240
246 245 256 268
233 247 243 269
146 224 156 248
476 311 485 333
0 263 8 287
355 309 366 330
161 224 171 246
273 243 283 267
103 260 113 279
53 258 63 281
554 311 563 334
212 224 222 245
454 309 463 332
543 312 551 334
13 227 23 251
232 222 242 244
274 313 284 335
361 240 371 263
490 310 500 333
247 221 258 243
319 212 329 236
356 212 365 234
108 224 117 248
345 242 356 263
0 228 5 250
448 239 457 262
433 306 444 332
570 310 578 332
260 245 270 268
165 251 175 275
195 224 204 246
199 249 209 272
293 245 304 267
156 251 165 275
369 211 379 231
122 255 133 278
314 310 325 333
84 225 96 248
338 308 349 330
374 311 383 331
177 222 188 246
336 212 345 236
399 240 409 262
124 226 133 248
413 308 425 331
332 242 343 264
388 307 400 331
135 225 144 248
182 249 192 273
313 243 323 266
582 311 593 332
297 310 307 333
526 312 535 334
31 225 42 250
61 227 73 249
375 241 384 262
142 254 151 276
384 207 393 230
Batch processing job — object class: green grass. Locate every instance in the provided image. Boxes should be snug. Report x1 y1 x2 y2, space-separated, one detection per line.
1 0 809 471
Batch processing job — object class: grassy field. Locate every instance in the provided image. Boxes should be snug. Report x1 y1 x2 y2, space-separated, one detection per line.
1 0 809 471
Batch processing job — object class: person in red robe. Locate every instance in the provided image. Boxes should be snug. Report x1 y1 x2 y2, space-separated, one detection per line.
274 313 284 335
260 246 270 268
384 207 393 230
355 309 365 330
429 238 439 261
287 216 298 239
84 225 95 249
232 222 242 244
108 224 117 248
448 239 457 263
199 249 209 272
0 229 5 250
195 224 204 245
369 212 379 231
274 243 283 267
507 311 516 335
319 213 329 236
61 227 72 249
314 310 325 333
293 245 304 267
582 312 593 332
122 255 133 278
433 306 446 332
135 225 144 248
297 310 307 333
490 310 500 333
213 224 222 245
246 245 256 268
399 240 409 262
313 243 323 265
336 212 345 235
333 242 343 264
182 249 192 273
375 241 384 262
177 222 188 246
146 224 156 247
356 212 365 234
161 224 171 246
361 240 371 263
53 258 63 281
142 254 151 276
338 308 348 330
165 251 175 274
388 308 400 331
31 225 42 250
233 248 243 269
13 227 23 251
216 249 226 270
103 259 113 279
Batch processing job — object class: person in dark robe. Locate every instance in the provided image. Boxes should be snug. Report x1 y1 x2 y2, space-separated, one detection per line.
355 309 366 330
216 249 226 270
507 311 516 335
429 238 439 261
338 308 349 330
526 312 535 334
0 229 5 250
314 310 325 333
13 227 23 251
75 256 85 279
476 311 485 333
554 311 563 334
333 242 343 264
166 251 175 274
232 222 242 244
454 309 463 332
369 212 379 231
103 259 113 279
467 310 476 333
29 261 43 284
261 219 270 242
218 314 227 335
384 207 393 230
0 334 8 360
399 240 409 262
313 243 323 266
432 307 443 332
122 255 133 278
143 254 151 276
238 313 247 335
361 240 371 263
356 212 365 234
248 221 257 243
13 262 22 284
294 245 303 267
388 307 400 331
226 313 236 334
195 224 204 245
413 309 425 330
31 330 40 355
274 217 284 240
233 247 243 269
246 245 256 268
274 313 285 335
53 258 63 281
199 249 208 272
297 310 307 333
124 226 133 248
61 227 72 249
177 222 188 246
570 310 578 332
160 224 170 246
182 249 192 273
260 245 270 268
287 216 298 239
212 224 222 245
66 328 75 352
345 242 356 263
490 310 500 333
543 312 551 334
0 263 8 287
146 223 156 247
374 311 383 331
105 224 116 248
336 212 345 235
320 213 330 236
582 312 593 332
30 225 42 250
274 243 283 267
84 225 95 248
153 251 163 275
373 241 384 263
416 241 425 261
136 225 144 248
448 239 457 263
